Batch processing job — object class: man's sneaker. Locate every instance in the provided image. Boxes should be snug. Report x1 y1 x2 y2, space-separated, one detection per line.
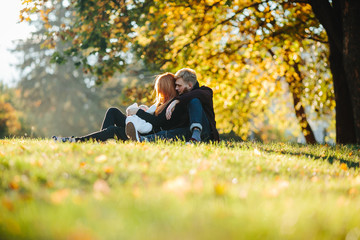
190 128 201 142
125 122 140 141
52 136 76 143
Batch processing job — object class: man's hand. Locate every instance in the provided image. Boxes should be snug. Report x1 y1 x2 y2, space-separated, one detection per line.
166 100 179 120
127 108 138 116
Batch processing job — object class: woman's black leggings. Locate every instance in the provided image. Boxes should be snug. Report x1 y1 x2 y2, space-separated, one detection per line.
75 107 128 142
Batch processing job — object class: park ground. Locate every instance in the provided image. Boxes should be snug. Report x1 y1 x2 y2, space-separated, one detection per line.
0 139 360 239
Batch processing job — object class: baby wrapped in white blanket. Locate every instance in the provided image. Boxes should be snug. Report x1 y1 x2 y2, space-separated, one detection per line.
125 103 157 134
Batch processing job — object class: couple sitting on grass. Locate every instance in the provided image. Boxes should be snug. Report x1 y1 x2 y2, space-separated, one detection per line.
53 68 219 143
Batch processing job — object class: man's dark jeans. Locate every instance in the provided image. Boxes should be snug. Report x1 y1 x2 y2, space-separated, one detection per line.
142 98 211 142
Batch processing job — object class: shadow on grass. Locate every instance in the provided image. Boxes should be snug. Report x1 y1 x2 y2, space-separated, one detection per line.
219 132 359 169
259 146 360 170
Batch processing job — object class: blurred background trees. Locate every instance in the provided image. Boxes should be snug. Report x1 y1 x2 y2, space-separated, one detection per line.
10 0 156 138
0 83 28 138
5 0 357 144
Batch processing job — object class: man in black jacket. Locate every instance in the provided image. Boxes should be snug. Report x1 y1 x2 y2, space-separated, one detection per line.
139 68 219 142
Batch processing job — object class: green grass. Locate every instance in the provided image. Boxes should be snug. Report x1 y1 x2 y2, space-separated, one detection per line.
0 139 360 240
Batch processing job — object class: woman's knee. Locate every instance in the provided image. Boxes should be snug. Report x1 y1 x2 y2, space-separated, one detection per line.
106 107 120 115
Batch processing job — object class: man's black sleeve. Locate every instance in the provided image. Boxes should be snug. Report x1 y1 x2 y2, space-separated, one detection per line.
175 87 213 105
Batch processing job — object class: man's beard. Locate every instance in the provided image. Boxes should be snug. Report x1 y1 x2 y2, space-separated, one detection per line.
178 86 191 95
182 87 191 94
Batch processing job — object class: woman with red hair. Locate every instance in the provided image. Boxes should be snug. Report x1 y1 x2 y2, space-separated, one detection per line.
53 72 188 142
125 73 179 137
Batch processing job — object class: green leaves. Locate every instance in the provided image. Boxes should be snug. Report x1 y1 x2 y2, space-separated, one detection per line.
50 51 66 64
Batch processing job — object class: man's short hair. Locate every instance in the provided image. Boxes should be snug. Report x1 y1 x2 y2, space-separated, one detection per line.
175 68 197 85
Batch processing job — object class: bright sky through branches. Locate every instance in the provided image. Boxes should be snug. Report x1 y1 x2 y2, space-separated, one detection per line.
0 1 33 86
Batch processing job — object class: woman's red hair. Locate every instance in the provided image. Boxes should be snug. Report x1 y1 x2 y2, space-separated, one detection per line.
154 72 177 116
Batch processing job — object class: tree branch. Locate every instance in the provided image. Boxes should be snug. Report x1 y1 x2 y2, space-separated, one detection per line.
308 0 342 51
173 1 267 57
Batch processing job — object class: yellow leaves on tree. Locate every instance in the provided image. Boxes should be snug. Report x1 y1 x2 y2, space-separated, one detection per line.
19 0 335 142
0 100 22 138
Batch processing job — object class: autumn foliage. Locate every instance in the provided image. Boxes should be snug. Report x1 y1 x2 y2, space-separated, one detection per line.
0 87 24 138
20 0 343 143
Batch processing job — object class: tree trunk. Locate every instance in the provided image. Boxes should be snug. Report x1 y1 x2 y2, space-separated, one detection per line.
309 0 358 144
291 62 317 144
290 87 317 144
342 0 360 143
328 39 356 143
268 48 317 144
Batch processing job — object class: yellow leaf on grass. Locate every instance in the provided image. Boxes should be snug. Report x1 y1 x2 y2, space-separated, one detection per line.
352 176 360 185
9 181 19 190
348 188 358 197
51 189 70 204
253 148 261 156
93 179 110 195
264 180 289 197
104 166 114 174
214 183 227 196
340 163 348 171
95 154 107 163
2 198 14 211
163 176 191 195
66 228 95 240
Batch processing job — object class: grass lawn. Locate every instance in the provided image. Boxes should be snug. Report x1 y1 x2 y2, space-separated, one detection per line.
1 139 360 240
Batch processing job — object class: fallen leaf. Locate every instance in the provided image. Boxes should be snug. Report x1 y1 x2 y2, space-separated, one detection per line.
2 198 14 211
264 180 290 197
9 181 19 190
95 154 107 163
239 189 248 199
277 180 290 189
49 144 58 150
132 187 141 198
352 176 360 185
214 183 227 196
340 163 348 171
66 228 96 240
254 148 261 156
265 187 279 197
19 145 28 151
198 160 211 171
348 188 358 197
51 189 70 204
104 166 114 174
163 176 190 195
93 179 110 195
311 176 319 182
189 168 197 175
